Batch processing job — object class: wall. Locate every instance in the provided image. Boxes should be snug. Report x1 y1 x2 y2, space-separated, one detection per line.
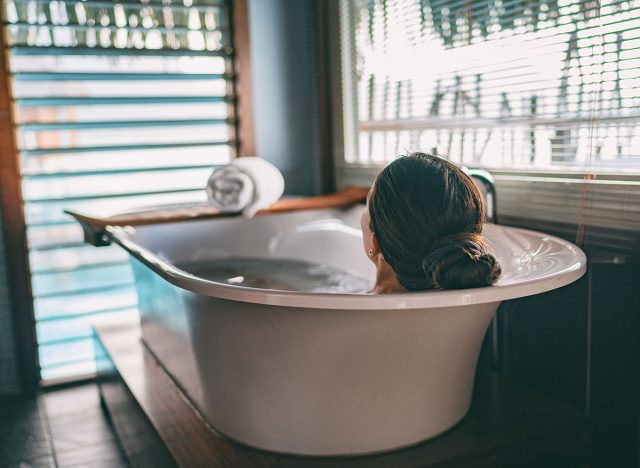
497 258 640 467
0 200 22 395
247 0 322 196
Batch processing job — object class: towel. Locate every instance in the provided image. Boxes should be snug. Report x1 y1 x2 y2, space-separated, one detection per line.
206 157 285 217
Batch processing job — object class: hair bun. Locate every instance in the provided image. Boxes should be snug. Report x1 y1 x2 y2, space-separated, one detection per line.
422 233 501 289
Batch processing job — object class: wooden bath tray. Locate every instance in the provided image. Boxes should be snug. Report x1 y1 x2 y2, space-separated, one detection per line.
65 187 369 246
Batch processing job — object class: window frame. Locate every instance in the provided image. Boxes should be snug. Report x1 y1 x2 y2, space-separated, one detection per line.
0 0 256 387
0 18 39 392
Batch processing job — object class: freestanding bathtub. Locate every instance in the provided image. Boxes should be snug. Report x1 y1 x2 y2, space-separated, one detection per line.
103 204 586 456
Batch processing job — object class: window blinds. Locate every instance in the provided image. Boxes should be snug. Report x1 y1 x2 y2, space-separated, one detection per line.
340 0 640 168
2 0 234 382
336 0 640 253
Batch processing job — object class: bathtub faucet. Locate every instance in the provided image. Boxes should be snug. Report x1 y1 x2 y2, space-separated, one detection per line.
467 168 498 224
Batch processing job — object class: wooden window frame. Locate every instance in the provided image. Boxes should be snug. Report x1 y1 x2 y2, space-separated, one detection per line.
0 21 39 393
231 0 256 158
0 0 256 389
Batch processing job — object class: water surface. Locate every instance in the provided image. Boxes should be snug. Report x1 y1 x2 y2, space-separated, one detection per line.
179 257 371 293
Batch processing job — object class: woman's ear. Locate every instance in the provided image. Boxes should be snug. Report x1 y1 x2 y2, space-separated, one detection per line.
369 234 381 258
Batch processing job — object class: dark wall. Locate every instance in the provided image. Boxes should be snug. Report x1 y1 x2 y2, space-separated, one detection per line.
0 201 22 396
496 256 640 467
247 0 322 196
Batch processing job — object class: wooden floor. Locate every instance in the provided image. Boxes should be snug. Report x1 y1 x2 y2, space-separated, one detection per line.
96 319 591 467
0 383 129 467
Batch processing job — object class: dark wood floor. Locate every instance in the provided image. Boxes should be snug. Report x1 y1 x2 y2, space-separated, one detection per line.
0 383 128 468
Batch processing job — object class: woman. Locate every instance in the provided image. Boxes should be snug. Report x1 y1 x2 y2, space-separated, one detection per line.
361 152 501 293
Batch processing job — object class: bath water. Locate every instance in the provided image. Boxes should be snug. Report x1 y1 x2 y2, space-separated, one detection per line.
179 257 371 293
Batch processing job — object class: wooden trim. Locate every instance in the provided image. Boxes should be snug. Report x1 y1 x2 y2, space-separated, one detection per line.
231 0 256 157
65 187 370 245
0 18 40 391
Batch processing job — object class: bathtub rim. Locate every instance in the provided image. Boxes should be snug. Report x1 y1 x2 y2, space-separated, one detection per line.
106 221 587 310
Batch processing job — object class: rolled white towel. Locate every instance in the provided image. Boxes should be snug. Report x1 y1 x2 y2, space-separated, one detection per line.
206 157 285 217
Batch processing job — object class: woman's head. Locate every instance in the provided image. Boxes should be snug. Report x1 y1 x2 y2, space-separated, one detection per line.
361 152 501 291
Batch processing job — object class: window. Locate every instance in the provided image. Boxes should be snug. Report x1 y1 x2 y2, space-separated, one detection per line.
339 0 640 170
335 0 640 252
2 0 234 382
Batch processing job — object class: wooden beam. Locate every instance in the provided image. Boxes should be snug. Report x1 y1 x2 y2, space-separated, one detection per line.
231 0 256 157
0 15 40 391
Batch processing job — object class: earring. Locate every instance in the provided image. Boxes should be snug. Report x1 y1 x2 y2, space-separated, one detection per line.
368 248 373 257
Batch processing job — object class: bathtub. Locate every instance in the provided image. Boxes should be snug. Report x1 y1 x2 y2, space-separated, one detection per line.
105 204 586 456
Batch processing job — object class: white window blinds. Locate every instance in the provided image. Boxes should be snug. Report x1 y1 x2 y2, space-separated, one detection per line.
340 0 640 169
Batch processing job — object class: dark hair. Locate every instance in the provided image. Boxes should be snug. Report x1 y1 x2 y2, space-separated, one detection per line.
368 152 501 291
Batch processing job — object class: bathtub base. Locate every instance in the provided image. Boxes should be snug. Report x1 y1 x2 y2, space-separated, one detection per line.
94 319 592 466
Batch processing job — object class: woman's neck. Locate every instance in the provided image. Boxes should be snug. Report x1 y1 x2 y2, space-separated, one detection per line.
371 257 405 294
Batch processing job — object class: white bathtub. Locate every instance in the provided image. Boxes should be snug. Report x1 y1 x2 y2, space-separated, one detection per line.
106 204 586 456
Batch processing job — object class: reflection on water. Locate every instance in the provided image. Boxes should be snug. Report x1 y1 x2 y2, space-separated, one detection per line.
179 257 371 293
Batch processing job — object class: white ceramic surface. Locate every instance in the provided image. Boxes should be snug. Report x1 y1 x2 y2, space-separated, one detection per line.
108 205 586 456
